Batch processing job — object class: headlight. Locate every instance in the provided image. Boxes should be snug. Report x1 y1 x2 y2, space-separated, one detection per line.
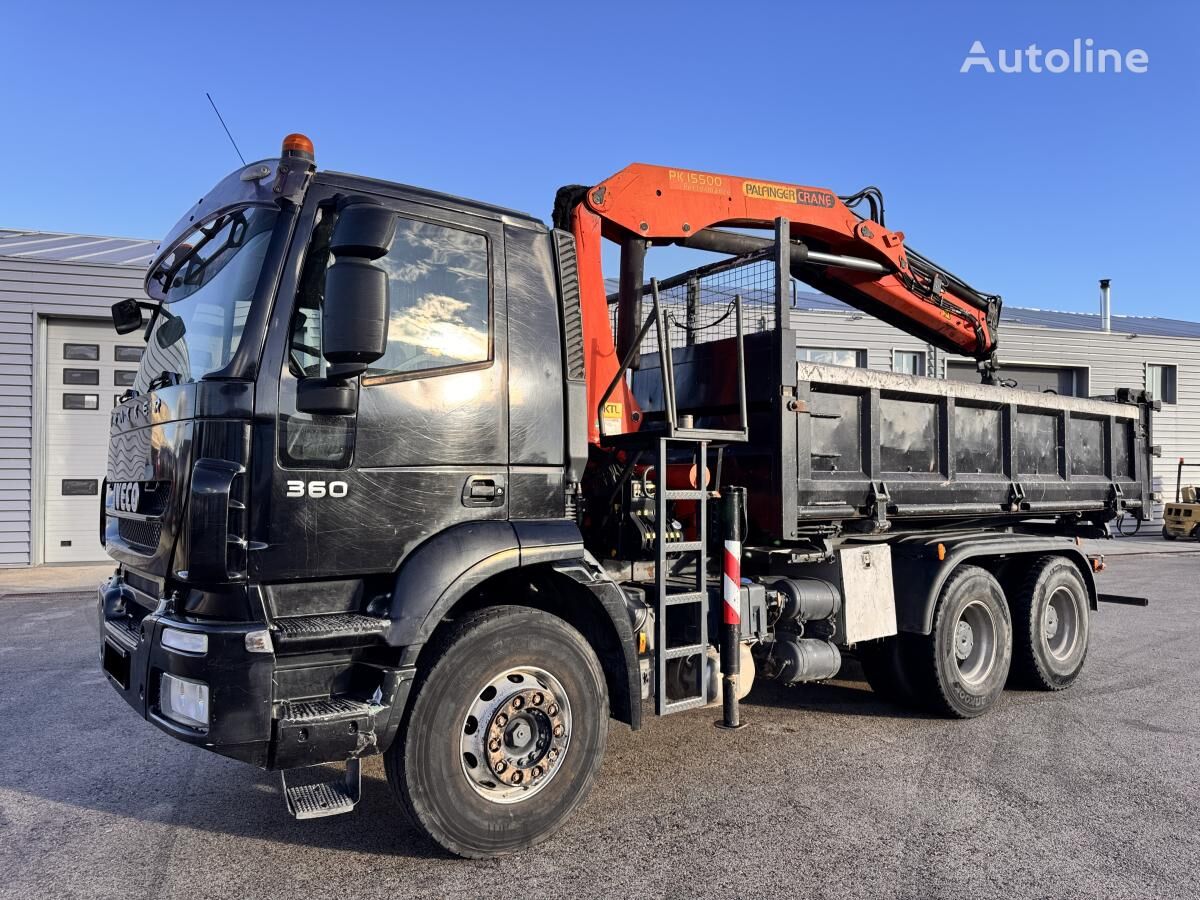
160 673 210 728
161 627 208 655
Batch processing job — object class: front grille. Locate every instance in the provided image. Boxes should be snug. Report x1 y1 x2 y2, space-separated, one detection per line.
137 483 170 516
119 517 162 552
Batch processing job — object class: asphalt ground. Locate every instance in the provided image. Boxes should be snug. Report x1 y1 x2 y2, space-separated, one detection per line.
1 554 1198 900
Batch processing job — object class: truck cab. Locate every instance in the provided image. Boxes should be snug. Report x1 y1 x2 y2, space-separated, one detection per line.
99 139 618 786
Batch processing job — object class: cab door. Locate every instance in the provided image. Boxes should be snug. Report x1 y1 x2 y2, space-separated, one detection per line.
257 188 507 582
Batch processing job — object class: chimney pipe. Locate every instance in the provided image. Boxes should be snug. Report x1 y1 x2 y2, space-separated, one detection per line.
1099 278 1111 332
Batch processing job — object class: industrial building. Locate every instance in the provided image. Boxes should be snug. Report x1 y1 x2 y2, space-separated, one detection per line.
0 228 1194 566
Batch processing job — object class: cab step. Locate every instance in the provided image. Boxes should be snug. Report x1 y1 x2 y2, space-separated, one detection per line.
275 695 383 769
282 697 376 724
282 758 361 820
273 613 390 651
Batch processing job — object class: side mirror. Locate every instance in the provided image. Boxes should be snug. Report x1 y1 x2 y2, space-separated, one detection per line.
330 203 397 259
321 203 394 373
155 314 187 349
295 376 359 416
111 298 144 335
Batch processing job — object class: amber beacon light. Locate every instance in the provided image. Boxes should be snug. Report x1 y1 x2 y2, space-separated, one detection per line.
281 132 315 160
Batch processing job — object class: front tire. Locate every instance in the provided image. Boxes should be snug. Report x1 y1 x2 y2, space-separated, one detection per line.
911 565 1012 718
1010 556 1090 691
385 605 608 858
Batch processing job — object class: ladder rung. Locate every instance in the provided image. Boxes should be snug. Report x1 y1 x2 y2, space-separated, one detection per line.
663 540 702 552
664 643 707 660
663 591 706 606
663 490 704 500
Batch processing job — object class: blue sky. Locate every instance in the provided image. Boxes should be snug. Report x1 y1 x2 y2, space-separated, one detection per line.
2 1 1195 318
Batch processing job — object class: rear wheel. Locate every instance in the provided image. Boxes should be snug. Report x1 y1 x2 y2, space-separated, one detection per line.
911 565 1012 718
1162 525 1177 541
386 605 608 858
1010 556 1090 691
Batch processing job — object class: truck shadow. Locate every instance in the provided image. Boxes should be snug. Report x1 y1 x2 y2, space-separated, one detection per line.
738 659 933 720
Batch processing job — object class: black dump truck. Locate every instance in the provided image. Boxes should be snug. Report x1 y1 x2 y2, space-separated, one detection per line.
98 136 1158 858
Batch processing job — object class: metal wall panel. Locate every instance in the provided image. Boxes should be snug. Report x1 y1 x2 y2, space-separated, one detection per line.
0 255 147 565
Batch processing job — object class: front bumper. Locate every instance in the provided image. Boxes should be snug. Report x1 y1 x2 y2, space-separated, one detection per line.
98 573 412 769
99 574 276 766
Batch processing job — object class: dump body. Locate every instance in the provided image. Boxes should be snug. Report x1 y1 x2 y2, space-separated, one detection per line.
632 329 1155 542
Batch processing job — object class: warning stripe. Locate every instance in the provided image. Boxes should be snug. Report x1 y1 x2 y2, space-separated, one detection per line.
723 539 741 625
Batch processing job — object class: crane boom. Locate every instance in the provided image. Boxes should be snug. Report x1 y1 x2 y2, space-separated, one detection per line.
557 164 1002 444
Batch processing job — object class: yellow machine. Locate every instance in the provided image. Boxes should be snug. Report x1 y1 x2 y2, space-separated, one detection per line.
1162 458 1200 540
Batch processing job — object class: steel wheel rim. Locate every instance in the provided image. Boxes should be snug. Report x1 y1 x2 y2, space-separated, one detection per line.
460 665 572 804
953 599 997 686
1045 585 1081 661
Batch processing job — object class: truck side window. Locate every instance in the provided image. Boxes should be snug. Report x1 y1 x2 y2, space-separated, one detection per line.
365 217 490 381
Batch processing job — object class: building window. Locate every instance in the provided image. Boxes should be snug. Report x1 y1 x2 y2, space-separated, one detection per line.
1147 364 1177 404
893 349 927 376
63 393 99 410
63 343 99 361
797 347 866 368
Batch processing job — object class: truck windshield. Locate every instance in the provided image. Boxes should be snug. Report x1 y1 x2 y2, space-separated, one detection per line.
136 206 279 392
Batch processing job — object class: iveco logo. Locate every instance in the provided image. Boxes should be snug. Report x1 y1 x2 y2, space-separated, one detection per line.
110 481 141 513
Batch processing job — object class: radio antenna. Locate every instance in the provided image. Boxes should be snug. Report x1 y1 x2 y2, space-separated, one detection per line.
205 92 246 166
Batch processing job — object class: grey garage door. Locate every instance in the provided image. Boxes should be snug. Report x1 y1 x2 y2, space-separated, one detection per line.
947 361 1088 396
43 319 142 563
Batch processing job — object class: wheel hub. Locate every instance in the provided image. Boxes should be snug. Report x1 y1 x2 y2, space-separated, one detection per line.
955 620 975 660
1045 586 1081 661
953 599 997 686
461 667 572 804
1043 604 1060 640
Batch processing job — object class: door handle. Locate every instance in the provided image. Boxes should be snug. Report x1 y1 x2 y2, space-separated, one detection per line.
463 475 504 507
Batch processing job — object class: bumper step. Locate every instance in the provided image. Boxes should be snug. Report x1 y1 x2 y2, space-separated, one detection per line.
283 697 376 724
282 758 361 820
274 613 390 651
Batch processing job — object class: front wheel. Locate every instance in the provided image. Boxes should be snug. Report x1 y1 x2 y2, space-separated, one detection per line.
911 565 1012 718
386 605 609 858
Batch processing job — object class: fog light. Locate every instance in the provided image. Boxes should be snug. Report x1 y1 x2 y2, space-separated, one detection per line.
161 627 208 655
160 673 210 728
245 629 274 654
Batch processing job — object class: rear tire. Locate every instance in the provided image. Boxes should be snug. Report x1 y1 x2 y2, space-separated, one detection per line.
1010 556 1090 691
1162 526 1177 541
911 565 1012 718
858 637 919 707
385 605 608 858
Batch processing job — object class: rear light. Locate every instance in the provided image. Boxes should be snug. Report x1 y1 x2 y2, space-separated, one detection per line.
160 673 210 728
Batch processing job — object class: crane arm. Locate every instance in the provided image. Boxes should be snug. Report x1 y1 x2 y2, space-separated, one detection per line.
557 163 1002 444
